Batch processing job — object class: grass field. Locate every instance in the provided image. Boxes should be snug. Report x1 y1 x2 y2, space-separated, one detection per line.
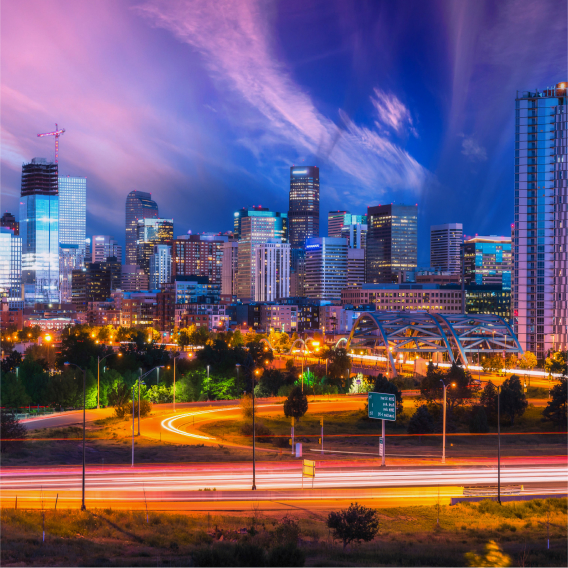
1 498 566 566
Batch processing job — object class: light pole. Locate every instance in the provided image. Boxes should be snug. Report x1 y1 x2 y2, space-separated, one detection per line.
440 380 455 464
97 352 121 409
172 354 181 413
137 366 163 435
64 362 87 511
497 384 501 505
252 368 260 490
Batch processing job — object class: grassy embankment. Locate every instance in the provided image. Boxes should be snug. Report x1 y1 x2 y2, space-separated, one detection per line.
1 498 566 567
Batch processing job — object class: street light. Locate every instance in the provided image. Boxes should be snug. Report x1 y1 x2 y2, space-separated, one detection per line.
252 368 261 490
97 352 122 409
172 353 181 413
137 366 164 435
440 380 455 464
64 362 87 511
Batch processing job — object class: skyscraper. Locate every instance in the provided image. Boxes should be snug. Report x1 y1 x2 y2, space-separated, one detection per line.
304 237 348 302
125 191 158 265
0 227 22 307
254 240 290 302
328 211 348 238
341 214 368 249
236 210 288 301
149 245 172 290
221 241 239 296
58 176 86 253
430 223 463 274
20 158 59 305
463 236 512 288
172 233 228 285
513 82 567 357
136 218 173 275
366 204 417 284
1 212 19 236
59 244 83 303
289 166 319 247
92 235 122 263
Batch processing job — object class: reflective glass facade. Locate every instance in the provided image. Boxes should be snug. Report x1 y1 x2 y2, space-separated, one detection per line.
365 204 417 283
125 191 158 265
0 228 22 306
136 218 173 275
463 237 511 289
59 244 84 303
430 223 463 275
304 237 348 302
58 176 86 251
289 166 319 247
513 83 567 357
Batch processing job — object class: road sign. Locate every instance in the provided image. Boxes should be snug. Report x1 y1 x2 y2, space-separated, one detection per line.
379 437 384 457
302 459 315 478
368 392 396 421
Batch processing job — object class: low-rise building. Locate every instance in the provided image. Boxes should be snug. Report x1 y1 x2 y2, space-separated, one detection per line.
260 304 298 333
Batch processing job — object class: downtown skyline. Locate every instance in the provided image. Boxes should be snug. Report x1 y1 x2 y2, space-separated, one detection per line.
1 0 566 265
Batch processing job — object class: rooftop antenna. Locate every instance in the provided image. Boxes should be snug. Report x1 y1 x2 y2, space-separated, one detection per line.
37 123 65 163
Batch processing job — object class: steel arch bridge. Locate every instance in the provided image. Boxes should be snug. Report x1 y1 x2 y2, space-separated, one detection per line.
345 311 522 372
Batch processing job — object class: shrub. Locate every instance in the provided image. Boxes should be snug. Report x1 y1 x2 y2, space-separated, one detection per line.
0 411 27 453
240 420 273 443
277 384 294 397
469 405 489 433
235 542 266 567
240 394 255 420
192 544 236 566
273 515 300 544
327 502 379 549
407 405 434 435
114 399 152 419
283 386 308 419
268 543 305 567
542 376 567 428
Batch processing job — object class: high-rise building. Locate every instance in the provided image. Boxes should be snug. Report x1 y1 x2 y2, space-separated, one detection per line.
430 223 463 274
172 233 228 285
290 248 306 297
366 204 417 284
59 244 84 303
289 166 319 247
20 158 59 305
236 210 288 300
328 211 348 238
341 214 368 249
149 245 172 290
58 176 86 253
121 265 149 292
513 82 567 357
1 212 19 236
0 227 22 307
92 235 122 263
221 241 239 296
233 206 287 242
136 218 173 275
304 237 348 302
71 257 121 311
463 236 512 288
125 191 159 265
347 248 365 288
254 240 290 301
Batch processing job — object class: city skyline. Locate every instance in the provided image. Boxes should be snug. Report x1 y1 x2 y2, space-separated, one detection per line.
1 0 565 265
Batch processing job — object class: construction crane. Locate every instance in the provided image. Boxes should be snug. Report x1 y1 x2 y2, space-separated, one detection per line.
37 123 65 163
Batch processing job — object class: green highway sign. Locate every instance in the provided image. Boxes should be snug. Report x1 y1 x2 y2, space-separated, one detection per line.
368 392 396 421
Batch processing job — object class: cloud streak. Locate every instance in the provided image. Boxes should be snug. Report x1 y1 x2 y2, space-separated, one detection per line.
136 0 427 196
371 88 417 137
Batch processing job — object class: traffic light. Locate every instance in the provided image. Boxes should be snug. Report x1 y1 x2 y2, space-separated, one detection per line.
320 417 323 426
289 439 292 446
318 438 321 444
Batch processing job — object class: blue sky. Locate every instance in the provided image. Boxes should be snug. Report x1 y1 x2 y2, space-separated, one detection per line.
1 0 566 264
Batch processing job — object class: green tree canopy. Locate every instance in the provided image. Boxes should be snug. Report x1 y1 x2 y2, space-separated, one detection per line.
517 351 538 370
56 327 111 369
480 380 499 424
407 405 435 435
542 376 567 429
500 374 528 425
0 372 30 408
420 362 479 411
545 351 567 375
327 503 380 550
283 386 308 419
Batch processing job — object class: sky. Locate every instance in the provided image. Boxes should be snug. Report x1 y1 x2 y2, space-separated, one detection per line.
1 0 566 264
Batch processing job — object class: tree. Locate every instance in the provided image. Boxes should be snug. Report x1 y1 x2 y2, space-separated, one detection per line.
325 347 351 388
480 381 498 424
517 351 538 371
240 393 256 420
464 540 511 567
500 375 527 425
327 503 380 549
469 405 489 433
0 373 30 409
56 328 111 369
1 350 22 374
18 358 50 405
420 362 479 412
407 405 435 435
373 374 403 416
0 411 27 453
542 376 567 428
481 356 503 374
283 386 308 419
47 369 88 408
545 351 567 375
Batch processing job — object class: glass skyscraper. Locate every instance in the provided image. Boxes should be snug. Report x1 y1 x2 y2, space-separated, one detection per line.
513 82 567 358
0 227 22 307
20 158 60 305
288 166 319 247
366 204 417 283
58 176 86 252
136 218 174 276
125 190 159 265
463 236 511 288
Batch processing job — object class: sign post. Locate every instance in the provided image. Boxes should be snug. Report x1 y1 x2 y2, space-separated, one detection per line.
368 392 396 467
302 459 315 488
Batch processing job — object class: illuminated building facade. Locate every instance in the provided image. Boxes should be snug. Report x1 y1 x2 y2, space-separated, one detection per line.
304 237 348 302
430 223 462 274
463 236 512 288
254 240 290 302
136 218 173 276
125 191 158 265
0 228 22 307
289 166 319 247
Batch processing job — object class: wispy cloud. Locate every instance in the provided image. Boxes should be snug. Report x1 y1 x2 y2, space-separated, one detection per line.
460 135 487 162
371 88 417 137
136 0 427 197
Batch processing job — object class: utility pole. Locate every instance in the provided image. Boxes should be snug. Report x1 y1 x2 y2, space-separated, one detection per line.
497 385 501 505
320 417 324 454
132 384 135 467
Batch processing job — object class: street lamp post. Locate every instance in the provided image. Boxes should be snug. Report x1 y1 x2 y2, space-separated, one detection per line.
252 368 260 490
97 352 121 410
137 366 164 436
172 354 180 413
497 384 501 505
440 380 455 464
64 362 87 511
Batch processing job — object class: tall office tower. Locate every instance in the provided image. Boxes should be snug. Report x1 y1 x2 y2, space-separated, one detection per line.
290 247 306 297
136 218 173 275
125 190 159 265
92 235 122 263
304 237 348 302
341 214 368 249
463 236 512 287
149 245 172 290
254 240 290 301
430 223 463 274
72 257 121 309
221 241 239 296
233 206 288 241
347 248 365 288
366 204 418 284
328 211 349 238
172 233 228 284
236 210 288 300
513 83 567 357
58 176 86 253
289 166 319 247
20 158 59 305
1 212 19 236
0 228 22 307
121 265 149 292
59 244 84 303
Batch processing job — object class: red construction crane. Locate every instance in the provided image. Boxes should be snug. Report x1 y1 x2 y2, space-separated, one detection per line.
37 123 65 163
